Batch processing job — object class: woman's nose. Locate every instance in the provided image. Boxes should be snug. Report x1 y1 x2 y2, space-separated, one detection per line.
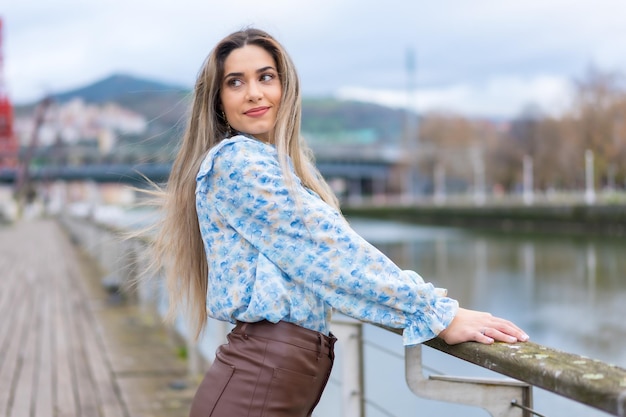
246 81 262 101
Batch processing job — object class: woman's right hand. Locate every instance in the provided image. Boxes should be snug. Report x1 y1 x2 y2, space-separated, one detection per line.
437 307 529 345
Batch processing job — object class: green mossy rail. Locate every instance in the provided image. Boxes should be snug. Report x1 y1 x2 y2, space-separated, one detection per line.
387 327 626 416
342 203 626 236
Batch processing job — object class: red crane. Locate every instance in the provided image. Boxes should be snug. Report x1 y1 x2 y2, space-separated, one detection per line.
0 17 18 169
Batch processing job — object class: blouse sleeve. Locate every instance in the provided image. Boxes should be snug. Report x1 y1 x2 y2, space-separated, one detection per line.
198 139 458 345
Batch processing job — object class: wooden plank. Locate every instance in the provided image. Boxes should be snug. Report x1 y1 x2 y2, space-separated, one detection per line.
0 260 19 340
52 242 78 417
0 239 23 371
0 286 30 416
33 291 54 417
0 266 23 377
9 288 41 417
69 306 101 417
61 240 101 417
0 227 26 416
30 232 55 417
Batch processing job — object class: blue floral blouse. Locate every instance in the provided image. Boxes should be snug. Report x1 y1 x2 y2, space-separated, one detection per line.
195 135 458 345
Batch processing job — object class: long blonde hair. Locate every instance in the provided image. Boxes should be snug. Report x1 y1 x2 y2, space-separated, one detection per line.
153 28 339 339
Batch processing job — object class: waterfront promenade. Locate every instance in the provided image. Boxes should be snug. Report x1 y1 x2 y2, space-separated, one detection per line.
0 219 195 417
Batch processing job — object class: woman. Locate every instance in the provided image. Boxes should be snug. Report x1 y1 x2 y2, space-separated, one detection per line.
153 28 528 417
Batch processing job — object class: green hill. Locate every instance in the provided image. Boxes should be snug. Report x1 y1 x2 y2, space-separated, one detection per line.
52 73 191 127
302 98 406 143
52 73 188 103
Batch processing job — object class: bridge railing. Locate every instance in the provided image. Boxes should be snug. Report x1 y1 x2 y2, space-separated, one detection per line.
58 213 626 417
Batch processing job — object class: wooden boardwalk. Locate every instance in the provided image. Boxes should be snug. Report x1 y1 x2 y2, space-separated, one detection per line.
0 219 196 417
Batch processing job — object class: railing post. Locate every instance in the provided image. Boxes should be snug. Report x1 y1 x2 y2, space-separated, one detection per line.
331 318 364 417
405 344 533 417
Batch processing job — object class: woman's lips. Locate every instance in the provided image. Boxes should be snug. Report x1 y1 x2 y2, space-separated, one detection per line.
244 107 270 117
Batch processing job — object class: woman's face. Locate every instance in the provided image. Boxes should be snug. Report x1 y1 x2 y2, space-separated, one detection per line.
220 44 282 143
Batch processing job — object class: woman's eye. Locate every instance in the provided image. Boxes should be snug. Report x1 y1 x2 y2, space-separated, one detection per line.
227 79 242 87
260 73 274 82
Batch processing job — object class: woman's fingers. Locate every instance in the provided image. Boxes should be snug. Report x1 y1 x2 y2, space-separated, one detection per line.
481 326 516 344
438 308 529 345
475 327 495 344
489 318 529 342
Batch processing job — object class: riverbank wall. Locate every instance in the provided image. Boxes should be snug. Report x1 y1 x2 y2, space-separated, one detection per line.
341 203 626 237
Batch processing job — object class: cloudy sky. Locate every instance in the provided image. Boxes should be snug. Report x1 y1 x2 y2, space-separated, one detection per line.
3 0 626 118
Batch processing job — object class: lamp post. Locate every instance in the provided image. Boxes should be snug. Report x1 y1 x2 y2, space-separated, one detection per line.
471 147 485 206
523 155 533 206
584 149 595 205
434 163 446 205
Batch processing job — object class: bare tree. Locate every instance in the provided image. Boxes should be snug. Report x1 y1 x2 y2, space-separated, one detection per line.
571 66 626 188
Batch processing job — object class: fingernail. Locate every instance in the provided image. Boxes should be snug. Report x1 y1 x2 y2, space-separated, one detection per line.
508 336 517 343
520 333 529 341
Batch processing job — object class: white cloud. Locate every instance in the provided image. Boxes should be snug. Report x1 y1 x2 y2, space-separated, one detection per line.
337 75 573 118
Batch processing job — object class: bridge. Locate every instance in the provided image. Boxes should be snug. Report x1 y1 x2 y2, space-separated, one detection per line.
0 143 409 205
0 158 397 185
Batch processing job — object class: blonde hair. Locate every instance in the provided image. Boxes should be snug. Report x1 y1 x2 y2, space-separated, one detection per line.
153 28 339 339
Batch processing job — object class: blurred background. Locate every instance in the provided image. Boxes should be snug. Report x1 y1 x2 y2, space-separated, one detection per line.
1 2 625 417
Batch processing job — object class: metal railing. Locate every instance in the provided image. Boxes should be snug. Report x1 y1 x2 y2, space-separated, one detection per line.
59 214 626 417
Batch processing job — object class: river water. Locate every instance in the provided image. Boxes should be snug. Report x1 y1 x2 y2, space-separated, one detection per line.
314 218 626 417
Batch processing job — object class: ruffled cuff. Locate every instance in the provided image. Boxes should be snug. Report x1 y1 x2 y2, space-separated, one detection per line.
401 270 459 346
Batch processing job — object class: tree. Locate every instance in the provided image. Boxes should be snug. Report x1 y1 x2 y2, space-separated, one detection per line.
571 66 626 188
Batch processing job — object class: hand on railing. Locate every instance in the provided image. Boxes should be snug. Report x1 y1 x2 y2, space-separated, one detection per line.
437 307 529 345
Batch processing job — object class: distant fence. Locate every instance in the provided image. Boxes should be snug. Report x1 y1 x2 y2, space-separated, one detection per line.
59 214 626 417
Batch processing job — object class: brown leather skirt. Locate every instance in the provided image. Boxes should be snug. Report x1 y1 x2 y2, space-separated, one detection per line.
189 320 337 417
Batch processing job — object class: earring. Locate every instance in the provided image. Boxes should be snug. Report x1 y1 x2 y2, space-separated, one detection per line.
221 111 232 136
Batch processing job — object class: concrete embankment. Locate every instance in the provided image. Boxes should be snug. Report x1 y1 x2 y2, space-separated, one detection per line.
342 203 626 236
